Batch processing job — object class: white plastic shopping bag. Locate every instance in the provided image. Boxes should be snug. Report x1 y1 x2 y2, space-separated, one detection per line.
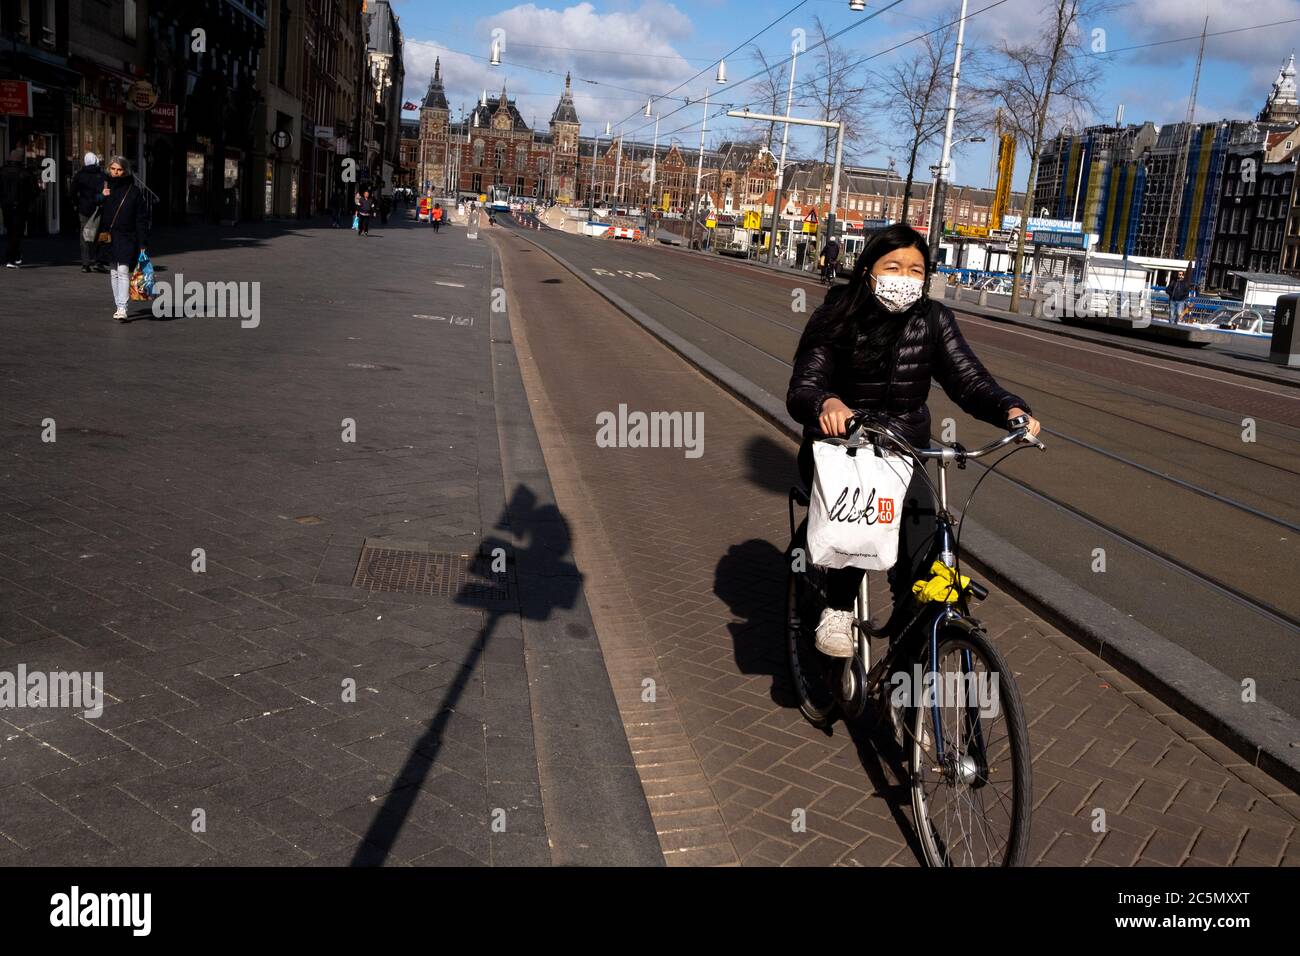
807 441 915 570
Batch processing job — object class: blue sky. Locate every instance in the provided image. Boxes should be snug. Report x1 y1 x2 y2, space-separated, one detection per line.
389 0 1300 192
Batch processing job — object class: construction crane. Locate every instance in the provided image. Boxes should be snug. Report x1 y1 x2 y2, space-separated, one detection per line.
989 108 1016 230
1162 15 1209 260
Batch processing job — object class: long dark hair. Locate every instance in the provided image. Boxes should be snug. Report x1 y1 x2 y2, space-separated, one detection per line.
802 223 932 359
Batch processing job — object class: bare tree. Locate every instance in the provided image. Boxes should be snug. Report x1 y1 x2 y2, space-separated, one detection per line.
875 12 989 226
805 15 872 205
975 0 1104 311
746 43 787 154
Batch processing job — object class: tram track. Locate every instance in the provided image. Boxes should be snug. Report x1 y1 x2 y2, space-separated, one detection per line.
500 222 1300 698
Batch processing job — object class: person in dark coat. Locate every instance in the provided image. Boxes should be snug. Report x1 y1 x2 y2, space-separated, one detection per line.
71 152 108 272
786 224 1041 656
356 189 374 236
99 155 150 321
1 148 40 268
1166 268 1192 323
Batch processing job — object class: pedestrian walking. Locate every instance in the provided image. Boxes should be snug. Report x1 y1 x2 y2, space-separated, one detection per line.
1 148 40 268
1166 268 1192 323
99 155 150 321
356 189 374 236
71 152 107 272
432 203 442 232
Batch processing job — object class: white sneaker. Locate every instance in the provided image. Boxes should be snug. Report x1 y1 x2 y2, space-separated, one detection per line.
815 608 856 658
113 307 127 320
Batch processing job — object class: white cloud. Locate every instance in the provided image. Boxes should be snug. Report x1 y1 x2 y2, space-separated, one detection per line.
402 2 701 133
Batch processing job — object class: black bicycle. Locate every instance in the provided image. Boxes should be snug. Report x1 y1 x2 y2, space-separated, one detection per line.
784 413 1045 866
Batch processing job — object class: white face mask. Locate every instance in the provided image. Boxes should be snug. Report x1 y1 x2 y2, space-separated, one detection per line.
871 274 925 312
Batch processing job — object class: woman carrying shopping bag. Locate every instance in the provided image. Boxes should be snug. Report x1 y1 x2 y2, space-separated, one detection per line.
786 224 1040 657
99 156 150 322
355 189 374 236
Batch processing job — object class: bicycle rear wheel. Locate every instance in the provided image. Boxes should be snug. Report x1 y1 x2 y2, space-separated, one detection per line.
785 554 838 728
909 624 1031 866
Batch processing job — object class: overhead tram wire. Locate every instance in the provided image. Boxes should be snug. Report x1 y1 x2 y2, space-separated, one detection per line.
402 2 820 129
616 0 913 147
773 0 1011 103
624 0 1022 152
806 11 1300 102
1080 16 1300 59
607 0 814 132
402 38 698 106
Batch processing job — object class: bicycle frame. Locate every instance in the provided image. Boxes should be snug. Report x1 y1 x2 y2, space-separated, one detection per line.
820 417 1040 762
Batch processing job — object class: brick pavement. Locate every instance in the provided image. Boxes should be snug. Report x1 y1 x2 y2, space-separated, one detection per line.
493 229 1300 867
0 212 657 865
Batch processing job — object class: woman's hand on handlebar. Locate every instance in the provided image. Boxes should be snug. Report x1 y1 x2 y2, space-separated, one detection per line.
1007 407 1041 440
818 397 855 437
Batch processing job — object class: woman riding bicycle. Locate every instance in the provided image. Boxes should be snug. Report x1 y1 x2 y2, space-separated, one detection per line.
786 224 1041 658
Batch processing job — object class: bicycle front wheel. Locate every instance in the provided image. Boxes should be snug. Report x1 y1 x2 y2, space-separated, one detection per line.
909 625 1031 866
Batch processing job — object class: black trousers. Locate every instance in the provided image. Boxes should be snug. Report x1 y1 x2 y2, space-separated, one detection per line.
2 204 23 263
798 439 938 612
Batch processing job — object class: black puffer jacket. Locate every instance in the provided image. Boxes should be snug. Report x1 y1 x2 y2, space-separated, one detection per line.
787 289 1030 447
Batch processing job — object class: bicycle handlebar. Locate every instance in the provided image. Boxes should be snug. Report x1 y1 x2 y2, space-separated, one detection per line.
818 412 1046 461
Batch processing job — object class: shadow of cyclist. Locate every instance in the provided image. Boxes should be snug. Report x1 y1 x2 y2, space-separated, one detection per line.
713 534 928 864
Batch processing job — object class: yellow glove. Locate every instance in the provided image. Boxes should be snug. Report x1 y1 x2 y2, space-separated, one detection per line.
911 561 971 604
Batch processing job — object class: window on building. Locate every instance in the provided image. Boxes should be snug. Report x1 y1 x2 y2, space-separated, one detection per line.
495 143 505 168
516 176 525 193
473 139 484 166
516 144 527 169
472 173 482 192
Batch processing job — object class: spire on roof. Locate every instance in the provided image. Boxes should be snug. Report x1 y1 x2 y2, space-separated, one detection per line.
421 58 449 111
550 71 580 126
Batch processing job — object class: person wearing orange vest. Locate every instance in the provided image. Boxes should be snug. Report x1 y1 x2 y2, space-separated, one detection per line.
432 203 443 232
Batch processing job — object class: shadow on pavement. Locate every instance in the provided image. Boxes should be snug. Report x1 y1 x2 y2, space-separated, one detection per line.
743 435 798 496
349 484 581 866
713 536 926 864
9 208 432 268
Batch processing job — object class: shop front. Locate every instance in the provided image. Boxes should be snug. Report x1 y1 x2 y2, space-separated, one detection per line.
1 49 80 238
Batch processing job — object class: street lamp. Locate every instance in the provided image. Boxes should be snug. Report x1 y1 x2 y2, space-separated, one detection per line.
588 121 611 217
489 41 501 67
645 97 660 212
927 0 970 266
690 60 727 250
849 0 867 10
886 157 896 224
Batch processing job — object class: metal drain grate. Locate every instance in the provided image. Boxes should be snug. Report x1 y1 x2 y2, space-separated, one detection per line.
352 542 511 600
